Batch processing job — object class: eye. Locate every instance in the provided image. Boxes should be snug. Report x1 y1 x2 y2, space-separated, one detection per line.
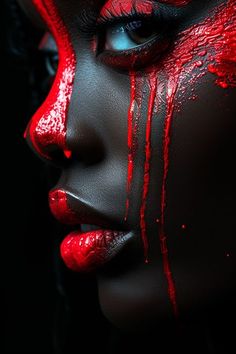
105 20 159 51
96 12 178 71
39 33 58 77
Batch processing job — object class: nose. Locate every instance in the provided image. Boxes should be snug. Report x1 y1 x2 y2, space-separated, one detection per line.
26 83 105 165
26 0 105 165
26 59 105 166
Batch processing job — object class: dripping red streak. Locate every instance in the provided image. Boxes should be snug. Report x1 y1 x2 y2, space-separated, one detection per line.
159 80 179 317
157 0 236 317
29 0 76 160
125 72 136 220
140 72 157 262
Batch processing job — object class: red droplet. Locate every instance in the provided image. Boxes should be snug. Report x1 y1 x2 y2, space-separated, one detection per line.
64 149 72 159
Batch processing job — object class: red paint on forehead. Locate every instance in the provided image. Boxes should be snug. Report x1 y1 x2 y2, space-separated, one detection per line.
28 0 76 160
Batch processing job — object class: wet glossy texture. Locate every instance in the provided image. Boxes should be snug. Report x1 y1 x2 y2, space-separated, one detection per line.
49 189 78 224
61 230 130 272
29 0 76 160
125 72 136 220
140 71 157 263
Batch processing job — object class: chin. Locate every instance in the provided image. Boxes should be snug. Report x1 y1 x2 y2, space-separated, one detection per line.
96 263 174 332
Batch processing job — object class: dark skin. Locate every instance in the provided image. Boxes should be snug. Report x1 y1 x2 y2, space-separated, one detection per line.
18 0 235 352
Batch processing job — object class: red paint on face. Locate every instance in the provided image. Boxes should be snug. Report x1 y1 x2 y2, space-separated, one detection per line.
100 0 154 19
28 0 76 160
140 71 158 262
125 72 136 220
63 149 72 159
30 0 235 319
49 189 78 224
157 0 236 315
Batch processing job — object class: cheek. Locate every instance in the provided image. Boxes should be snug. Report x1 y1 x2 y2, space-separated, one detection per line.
125 0 236 317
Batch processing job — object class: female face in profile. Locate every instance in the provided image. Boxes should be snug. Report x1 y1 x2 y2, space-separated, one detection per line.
21 0 235 333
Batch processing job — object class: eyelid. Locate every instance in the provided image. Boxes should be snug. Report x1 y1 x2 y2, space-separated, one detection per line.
97 1 159 25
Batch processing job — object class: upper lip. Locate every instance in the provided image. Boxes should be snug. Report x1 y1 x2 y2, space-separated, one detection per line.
49 188 127 231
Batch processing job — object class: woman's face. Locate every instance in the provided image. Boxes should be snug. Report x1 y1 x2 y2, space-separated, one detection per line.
23 0 235 330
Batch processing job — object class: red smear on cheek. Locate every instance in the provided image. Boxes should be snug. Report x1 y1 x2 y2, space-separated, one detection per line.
207 6 236 88
28 0 76 159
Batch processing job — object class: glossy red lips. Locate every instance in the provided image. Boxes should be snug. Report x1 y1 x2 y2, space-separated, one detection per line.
61 230 131 272
49 189 132 271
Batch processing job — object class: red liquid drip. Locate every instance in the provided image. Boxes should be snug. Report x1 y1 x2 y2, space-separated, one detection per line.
140 71 158 262
29 0 76 160
125 72 136 220
156 0 236 317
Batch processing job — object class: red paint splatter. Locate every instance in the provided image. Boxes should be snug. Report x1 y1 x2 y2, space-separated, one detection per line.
49 189 78 224
140 71 158 262
28 0 76 160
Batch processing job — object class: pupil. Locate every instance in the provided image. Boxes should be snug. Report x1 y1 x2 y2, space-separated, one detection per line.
127 21 156 44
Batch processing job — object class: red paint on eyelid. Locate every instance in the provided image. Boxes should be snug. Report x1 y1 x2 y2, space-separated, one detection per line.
28 0 76 159
100 0 154 18
100 0 191 18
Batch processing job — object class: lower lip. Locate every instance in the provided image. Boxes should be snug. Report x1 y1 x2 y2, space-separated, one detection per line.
60 229 132 272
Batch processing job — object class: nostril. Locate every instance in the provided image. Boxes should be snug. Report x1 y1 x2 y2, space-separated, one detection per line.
65 125 106 166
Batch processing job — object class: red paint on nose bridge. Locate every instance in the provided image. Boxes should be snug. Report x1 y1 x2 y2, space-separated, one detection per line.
29 0 76 160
